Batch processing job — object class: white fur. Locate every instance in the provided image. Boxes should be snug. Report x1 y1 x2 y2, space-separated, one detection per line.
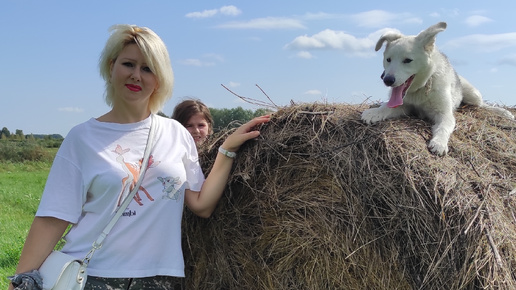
362 22 514 156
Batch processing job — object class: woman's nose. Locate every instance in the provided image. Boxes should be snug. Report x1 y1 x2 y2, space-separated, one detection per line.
131 69 141 81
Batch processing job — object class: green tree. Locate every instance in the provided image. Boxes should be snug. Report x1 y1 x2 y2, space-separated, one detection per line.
1 127 10 139
15 129 24 139
209 107 273 131
254 108 270 117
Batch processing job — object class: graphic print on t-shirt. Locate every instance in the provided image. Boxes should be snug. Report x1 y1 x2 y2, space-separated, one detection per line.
112 144 159 206
157 176 185 201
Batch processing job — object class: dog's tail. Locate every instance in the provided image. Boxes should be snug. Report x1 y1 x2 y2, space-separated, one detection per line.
482 105 515 120
460 76 514 120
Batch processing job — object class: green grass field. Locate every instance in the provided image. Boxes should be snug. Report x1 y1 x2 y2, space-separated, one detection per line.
0 161 51 289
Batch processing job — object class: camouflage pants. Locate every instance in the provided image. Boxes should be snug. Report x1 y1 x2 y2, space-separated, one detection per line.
85 275 184 290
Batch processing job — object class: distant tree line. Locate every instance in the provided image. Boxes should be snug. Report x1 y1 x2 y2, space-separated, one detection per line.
2 107 270 142
1 127 63 141
0 127 64 162
209 107 271 131
1 107 272 162
162 106 272 132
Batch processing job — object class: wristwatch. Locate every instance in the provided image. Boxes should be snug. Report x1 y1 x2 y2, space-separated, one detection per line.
218 146 237 158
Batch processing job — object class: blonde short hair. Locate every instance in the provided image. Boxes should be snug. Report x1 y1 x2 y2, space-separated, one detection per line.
99 24 174 113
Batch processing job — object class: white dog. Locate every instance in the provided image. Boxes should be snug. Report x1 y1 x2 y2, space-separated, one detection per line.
361 22 514 156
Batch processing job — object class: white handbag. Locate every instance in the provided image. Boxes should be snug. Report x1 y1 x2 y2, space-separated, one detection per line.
39 251 87 290
37 115 157 290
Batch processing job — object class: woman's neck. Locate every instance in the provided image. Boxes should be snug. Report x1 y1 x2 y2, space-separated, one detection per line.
97 108 151 124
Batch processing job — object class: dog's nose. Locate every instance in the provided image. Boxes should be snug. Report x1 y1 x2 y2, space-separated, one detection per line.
383 75 395 86
381 71 385 79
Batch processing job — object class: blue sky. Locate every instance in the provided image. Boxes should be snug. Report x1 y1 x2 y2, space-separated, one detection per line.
2 0 515 137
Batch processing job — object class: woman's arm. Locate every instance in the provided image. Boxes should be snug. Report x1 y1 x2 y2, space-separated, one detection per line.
185 115 270 218
9 217 70 290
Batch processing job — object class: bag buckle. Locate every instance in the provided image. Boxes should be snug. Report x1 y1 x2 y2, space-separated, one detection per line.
83 240 103 265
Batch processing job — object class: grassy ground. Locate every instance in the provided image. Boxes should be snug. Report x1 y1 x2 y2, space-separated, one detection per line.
0 161 51 289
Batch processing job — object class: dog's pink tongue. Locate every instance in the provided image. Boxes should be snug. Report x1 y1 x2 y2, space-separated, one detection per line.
387 86 404 108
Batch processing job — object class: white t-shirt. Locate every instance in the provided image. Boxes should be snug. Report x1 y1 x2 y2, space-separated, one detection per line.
36 114 205 278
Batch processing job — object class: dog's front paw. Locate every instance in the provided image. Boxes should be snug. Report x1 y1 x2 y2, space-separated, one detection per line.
428 138 448 156
361 108 387 124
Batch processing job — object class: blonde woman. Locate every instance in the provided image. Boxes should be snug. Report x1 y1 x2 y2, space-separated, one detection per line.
9 24 269 290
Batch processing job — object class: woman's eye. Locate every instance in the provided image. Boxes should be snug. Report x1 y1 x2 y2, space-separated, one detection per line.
143 66 153 73
122 62 133 67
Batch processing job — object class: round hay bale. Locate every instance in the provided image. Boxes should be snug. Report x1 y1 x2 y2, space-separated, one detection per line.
182 103 516 290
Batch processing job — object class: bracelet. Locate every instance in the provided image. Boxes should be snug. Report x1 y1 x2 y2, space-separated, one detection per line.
218 146 237 158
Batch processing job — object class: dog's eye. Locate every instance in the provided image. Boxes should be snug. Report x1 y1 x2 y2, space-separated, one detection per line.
386 58 391 63
403 58 413 64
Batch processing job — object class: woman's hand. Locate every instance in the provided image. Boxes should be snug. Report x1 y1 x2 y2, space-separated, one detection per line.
185 114 270 218
220 115 270 152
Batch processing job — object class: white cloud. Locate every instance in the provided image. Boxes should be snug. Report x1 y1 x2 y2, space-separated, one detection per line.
285 28 395 57
247 36 262 42
444 32 516 52
350 10 396 28
219 5 241 16
302 12 338 20
304 90 322 95
216 17 305 29
185 9 218 19
447 9 460 17
203 53 224 62
429 8 460 19
296 51 314 59
227 81 241 87
464 15 493 27
179 54 223 67
186 5 241 18
349 10 422 28
58 107 84 113
178 58 215 67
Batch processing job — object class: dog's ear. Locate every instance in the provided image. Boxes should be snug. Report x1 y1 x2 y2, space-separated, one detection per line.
375 32 403 51
416 22 447 52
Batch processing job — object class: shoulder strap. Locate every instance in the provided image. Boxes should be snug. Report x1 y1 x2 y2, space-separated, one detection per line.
84 114 157 264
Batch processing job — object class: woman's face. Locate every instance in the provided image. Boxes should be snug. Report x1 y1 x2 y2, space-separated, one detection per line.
110 43 158 107
184 113 210 145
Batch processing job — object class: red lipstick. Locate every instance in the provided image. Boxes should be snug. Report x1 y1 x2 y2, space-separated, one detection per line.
126 84 142 92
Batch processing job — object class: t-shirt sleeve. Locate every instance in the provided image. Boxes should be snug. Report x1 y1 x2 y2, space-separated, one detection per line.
35 154 85 224
183 136 205 192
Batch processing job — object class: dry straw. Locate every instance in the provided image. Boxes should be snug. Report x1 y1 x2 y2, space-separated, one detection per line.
182 103 516 290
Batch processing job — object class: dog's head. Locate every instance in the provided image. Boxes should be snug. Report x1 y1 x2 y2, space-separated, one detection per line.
376 22 447 107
